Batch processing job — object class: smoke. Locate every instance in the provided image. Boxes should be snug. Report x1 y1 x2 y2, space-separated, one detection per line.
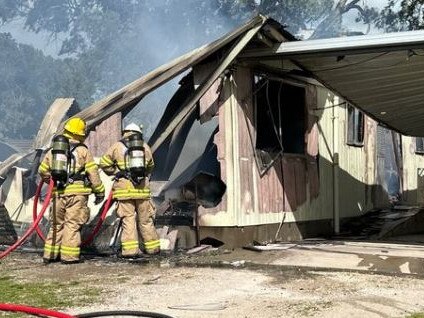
0 1 239 140
91 0 238 138
0 0 382 140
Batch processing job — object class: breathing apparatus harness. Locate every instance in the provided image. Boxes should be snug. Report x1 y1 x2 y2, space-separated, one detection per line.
32 134 114 247
118 132 147 185
51 135 69 188
51 134 90 189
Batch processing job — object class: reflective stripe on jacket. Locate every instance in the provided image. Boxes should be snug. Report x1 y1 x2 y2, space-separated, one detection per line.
99 137 154 201
38 140 105 196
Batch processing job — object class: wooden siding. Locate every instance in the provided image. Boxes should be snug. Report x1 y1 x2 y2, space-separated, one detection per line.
197 63 424 227
336 102 377 217
198 77 230 225
199 67 334 226
85 113 122 158
193 60 224 124
402 136 424 205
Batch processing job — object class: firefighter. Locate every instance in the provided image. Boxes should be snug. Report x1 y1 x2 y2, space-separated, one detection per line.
38 117 105 264
99 123 160 257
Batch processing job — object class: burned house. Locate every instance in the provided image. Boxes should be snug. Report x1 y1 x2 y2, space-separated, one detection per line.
2 15 424 248
147 16 424 246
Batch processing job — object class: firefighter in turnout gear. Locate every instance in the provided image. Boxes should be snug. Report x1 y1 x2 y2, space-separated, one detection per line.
38 117 105 264
99 123 160 257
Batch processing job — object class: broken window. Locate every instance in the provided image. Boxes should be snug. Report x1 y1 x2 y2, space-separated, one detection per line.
253 75 306 173
416 137 424 155
346 104 364 146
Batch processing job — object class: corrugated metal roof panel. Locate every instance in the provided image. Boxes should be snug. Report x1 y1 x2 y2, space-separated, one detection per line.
292 49 424 136
242 29 424 58
242 30 424 136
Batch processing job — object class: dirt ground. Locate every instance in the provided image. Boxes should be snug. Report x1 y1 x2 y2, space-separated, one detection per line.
2 252 424 318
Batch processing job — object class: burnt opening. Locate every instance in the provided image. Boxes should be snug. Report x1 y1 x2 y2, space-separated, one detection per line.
253 75 306 172
200 237 224 247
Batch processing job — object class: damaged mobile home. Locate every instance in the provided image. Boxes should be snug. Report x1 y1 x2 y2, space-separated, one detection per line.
2 15 424 248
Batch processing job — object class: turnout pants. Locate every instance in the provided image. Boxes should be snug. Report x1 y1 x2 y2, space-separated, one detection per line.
43 195 90 262
116 199 160 256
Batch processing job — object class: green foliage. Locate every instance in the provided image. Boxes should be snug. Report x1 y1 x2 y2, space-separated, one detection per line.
1 0 140 55
0 33 94 139
0 0 341 55
0 0 382 141
217 0 335 33
0 33 56 139
375 0 424 31
0 0 26 23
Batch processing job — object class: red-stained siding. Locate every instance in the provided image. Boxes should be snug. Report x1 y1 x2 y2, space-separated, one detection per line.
233 66 318 215
85 113 122 157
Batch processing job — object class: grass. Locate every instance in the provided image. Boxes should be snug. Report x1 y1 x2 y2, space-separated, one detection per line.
116 276 130 283
406 314 424 318
0 275 101 317
285 300 333 316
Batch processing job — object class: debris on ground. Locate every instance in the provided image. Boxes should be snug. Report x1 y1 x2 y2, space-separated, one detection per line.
3 253 424 318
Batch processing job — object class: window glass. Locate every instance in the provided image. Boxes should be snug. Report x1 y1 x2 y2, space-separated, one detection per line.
347 104 364 146
416 137 424 154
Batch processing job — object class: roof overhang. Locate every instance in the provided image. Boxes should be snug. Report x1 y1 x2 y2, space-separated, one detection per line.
242 30 424 136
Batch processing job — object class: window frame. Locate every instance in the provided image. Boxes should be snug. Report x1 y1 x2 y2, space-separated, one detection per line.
416 137 424 155
346 103 365 147
252 73 307 175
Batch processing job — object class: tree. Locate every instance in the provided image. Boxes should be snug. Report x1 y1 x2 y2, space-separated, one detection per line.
0 33 95 139
0 0 379 53
309 0 378 39
0 0 26 23
217 0 334 34
215 0 378 38
0 0 141 55
375 0 424 31
0 0 380 140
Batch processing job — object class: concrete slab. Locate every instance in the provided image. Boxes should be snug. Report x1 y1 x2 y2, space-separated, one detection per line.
256 240 424 275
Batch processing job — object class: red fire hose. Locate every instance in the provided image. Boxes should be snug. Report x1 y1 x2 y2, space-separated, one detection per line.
0 304 174 318
32 181 114 247
0 303 75 318
0 179 54 259
33 180 46 240
81 190 114 246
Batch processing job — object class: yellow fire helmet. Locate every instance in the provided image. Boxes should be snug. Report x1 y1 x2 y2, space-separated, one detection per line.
64 117 87 137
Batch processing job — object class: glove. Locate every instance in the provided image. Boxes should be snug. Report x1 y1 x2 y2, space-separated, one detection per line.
94 194 104 205
114 171 128 180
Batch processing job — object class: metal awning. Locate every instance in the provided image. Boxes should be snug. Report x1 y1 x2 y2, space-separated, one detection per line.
242 30 424 136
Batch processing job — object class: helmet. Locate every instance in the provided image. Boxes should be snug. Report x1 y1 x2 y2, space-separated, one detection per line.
123 123 142 134
64 117 86 136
